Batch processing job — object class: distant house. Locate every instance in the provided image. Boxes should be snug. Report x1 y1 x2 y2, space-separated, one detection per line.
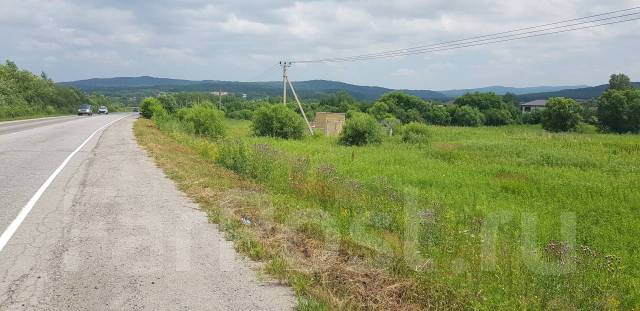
210 91 228 96
313 112 346 136
520 100 547 113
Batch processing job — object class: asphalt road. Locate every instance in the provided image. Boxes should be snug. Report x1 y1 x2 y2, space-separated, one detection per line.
0 114 293 310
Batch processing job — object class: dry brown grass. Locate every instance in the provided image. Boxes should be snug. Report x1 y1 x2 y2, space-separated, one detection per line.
134 119 459 310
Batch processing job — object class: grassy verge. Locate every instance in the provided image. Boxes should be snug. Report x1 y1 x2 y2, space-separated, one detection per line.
136 119 434 310
136 117 640 309
0 112 70 122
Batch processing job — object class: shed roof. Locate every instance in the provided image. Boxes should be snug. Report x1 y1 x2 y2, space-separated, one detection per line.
520 99 547 107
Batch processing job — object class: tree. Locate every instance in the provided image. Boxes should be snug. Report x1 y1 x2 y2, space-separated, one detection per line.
503 92 519 107
368 101 393 120
454 92 505 111
609 73 632 91
318 91 358 113
424 104 451 125
140 97 162 119
484 108 514 126
252 105 305 139
454 92 518 125
542 97 583 132
370 92 429 123
597 88 640 133
339 112 383 146
522 109 543 124
0 60 88 119
452 106 484 127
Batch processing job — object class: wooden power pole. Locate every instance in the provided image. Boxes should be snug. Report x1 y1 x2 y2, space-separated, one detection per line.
280 61 313 135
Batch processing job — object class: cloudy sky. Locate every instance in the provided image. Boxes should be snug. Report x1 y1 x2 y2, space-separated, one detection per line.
1 0 639 90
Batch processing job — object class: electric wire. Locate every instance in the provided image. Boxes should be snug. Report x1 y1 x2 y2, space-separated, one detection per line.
291 7 640 64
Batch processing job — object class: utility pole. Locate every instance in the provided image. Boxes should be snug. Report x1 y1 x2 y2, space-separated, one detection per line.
280 61 291 105
218 88 222 110
279 61 314 135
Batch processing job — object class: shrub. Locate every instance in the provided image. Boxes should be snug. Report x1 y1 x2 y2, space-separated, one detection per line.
452 106 484 127
140 97 162 119
369 92 429 123
216 138 252 176
454 92 505 111
424 104 451 125
252 105 305 139
522 109 544 124
228 109 253 120
542 97 583 132
380 117 402 136
597 88 640 133
484 109 514 126
177 104 225 138
400 122 431 144
339 112 384 146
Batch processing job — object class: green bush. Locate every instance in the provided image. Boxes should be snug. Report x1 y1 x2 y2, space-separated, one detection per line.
597 88 640 133
484 109 514 126
400 122 431 144
452 106 484 127
424 104 451 125
542 97 583 132
338 112 383 146
252 105 305 139
228 109 254 120
177 104 225 138
380 117 402 136
140 97 162 119
522 109 543 124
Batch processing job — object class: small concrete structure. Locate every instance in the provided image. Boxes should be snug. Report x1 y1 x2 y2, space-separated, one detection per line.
520 100 547 113
313 112 346 136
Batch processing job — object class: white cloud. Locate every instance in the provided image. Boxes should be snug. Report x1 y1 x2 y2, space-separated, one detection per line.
220 14 271 34
0 0 638 88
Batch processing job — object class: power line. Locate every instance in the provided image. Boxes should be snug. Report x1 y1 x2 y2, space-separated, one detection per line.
302 11 640 63
298 15 640 63
247 63 281 81
291 7 640 64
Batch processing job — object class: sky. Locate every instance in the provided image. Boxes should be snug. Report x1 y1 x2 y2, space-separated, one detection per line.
1 0 639 90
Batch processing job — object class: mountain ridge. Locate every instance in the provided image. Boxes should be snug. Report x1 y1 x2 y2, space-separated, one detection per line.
60 76 635 102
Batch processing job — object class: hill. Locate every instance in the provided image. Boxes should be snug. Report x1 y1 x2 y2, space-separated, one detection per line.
518 82 640 101
61 77 448 101
439 85 588 97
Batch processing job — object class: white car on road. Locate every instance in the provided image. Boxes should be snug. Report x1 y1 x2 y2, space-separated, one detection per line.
98 106 109 114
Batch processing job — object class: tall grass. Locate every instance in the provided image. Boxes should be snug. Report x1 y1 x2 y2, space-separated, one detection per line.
228 122 639 309
152 115 640 309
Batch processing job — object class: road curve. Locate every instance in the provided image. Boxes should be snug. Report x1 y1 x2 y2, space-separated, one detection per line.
0 115 294 310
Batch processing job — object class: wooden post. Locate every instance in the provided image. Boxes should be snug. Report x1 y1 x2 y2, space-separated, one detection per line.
282 62 288 105
286 77 314 135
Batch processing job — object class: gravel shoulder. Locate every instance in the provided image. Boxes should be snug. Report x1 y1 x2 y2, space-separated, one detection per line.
0 116 294 310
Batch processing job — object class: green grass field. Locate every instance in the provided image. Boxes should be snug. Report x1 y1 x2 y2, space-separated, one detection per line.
222 119 640 309
147 116 640 309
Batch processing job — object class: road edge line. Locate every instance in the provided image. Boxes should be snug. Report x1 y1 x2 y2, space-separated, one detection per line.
0 114 130 252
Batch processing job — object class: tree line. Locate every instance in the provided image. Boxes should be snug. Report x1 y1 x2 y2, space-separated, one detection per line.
140 72 639 147
0 60 125 120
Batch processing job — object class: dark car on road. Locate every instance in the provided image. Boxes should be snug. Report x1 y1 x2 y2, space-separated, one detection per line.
78 104 93 116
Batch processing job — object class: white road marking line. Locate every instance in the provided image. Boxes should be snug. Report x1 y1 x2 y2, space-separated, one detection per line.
0 115 129 252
